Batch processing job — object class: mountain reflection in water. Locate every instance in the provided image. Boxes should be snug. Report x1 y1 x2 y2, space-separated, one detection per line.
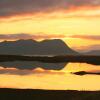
0 61 67 70
0 62 99 90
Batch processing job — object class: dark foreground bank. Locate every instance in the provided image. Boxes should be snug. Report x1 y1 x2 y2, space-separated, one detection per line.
0 88 100 100
0 55 100 65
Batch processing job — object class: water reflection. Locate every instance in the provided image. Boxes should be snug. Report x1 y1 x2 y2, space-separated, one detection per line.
0 61 67 70
0 62 99 90
65 63 100 72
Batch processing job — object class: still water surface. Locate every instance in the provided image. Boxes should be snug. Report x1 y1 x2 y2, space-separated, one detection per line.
0 61 99 90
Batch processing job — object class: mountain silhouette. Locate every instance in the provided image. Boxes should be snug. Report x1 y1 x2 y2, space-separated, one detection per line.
0 39 78 55
83 50 100 56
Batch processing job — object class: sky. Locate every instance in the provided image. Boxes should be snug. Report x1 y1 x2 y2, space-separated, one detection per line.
0 0 100 51
0 0 100 90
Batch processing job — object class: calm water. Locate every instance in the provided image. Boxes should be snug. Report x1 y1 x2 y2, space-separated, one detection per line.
0 61 100 90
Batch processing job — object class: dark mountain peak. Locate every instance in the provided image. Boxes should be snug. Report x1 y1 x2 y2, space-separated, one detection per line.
40 39 69 47
1 40 13 44
41 39 62 42
0 39 78 55
15 39 37 43
41 39 65 43
0 39 38 46
1 39 37 43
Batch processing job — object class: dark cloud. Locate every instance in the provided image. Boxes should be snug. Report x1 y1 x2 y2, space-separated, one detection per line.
0 33 66 40
70 35 100 40
0 0 99 17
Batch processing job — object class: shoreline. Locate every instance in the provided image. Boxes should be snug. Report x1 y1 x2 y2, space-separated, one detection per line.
0 88 100 100
0 55 99 65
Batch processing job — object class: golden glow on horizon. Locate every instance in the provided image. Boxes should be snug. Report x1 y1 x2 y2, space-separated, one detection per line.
0 6 100 34
0 6 100 50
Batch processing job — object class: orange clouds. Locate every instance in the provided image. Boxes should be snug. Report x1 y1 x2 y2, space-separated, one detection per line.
0 1 99 51
0 33 66 40
0 33 100 41
0 6 100 21
69 35 100 40
0 0 100 18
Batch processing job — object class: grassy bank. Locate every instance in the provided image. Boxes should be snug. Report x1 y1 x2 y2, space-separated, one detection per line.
0 55 99 65
0 88 100 100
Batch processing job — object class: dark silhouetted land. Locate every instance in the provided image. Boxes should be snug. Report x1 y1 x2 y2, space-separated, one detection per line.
0 55 99 65
73 71 100 76
0 88 100 100
0 39 78 55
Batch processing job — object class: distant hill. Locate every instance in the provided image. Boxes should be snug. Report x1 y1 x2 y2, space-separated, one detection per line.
0 39 78 55
83 50 100 56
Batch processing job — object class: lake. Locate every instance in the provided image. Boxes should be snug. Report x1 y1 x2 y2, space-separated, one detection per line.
0 61 100 91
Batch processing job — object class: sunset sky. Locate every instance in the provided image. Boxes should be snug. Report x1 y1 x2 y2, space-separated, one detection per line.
0 0 100 51
0 0 100 91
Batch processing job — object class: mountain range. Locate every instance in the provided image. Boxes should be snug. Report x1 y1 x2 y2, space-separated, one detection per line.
0 39 78 56
83 50 100 56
